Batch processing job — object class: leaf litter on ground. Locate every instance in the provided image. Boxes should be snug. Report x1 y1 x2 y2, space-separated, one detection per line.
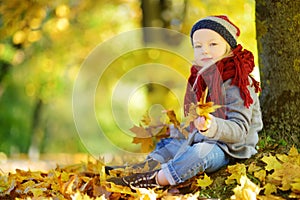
1 146 300 199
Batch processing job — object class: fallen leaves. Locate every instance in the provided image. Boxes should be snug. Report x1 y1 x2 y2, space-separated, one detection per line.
259 146 300 196
231 175 261 200
1 146 300 199
0 160 110 199
225 163 247 185
225 146 300 200
195 173 213 189
261 155 282 171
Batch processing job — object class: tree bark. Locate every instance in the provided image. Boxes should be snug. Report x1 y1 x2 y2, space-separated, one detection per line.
140 0 185 45
256 0 300 147
28 98 44 160
0 61 10 98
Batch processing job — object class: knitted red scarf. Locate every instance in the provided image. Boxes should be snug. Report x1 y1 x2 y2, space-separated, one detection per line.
184 44 261 118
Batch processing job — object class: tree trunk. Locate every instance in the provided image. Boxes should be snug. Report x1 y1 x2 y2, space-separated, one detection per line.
28 98 44 160
256 0 300 147
140 0 185 45
140 0 186 113
141 0 171 43
0 61 10 98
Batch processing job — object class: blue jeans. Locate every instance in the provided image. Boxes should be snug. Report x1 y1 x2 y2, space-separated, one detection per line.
148 132 230 185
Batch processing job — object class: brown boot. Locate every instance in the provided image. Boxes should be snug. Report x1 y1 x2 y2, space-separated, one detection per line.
105 159 160 175
107 170 161 188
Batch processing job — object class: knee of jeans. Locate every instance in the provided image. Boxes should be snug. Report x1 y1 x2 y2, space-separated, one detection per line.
205 155 229 173
193 142 219 158
195 143 229 172
155 138 173 149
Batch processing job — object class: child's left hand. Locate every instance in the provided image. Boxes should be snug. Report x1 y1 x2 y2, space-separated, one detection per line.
194 115 213 133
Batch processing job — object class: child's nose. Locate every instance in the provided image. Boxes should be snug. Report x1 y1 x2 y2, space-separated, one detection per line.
201 45 209 54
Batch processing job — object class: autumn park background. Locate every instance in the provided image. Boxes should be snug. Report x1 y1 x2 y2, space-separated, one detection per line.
0 0 299 199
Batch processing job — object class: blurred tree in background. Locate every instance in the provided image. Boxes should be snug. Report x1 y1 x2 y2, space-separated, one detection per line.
0 0 256 157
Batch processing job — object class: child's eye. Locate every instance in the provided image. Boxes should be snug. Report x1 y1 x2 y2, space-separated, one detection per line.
194 45 202 48
210 43 218 46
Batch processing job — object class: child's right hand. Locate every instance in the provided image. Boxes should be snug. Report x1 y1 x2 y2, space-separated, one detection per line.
194 115 212 132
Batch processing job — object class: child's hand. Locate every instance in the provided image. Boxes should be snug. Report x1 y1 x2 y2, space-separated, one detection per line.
194 115 212 132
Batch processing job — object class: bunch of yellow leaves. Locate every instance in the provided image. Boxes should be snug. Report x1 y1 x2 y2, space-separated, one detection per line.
130 110 180 153
182 88 221 136
130 87 221 151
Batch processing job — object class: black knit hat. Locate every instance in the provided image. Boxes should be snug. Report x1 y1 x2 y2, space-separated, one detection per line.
190 15 240 48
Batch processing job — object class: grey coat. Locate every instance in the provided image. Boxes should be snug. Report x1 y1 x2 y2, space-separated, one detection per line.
201 77 263 159
171 77 263 159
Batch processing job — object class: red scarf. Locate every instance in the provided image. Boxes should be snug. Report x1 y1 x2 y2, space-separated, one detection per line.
184 44 261 118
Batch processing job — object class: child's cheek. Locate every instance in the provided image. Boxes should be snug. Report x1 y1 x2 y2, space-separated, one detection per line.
194 50 201 62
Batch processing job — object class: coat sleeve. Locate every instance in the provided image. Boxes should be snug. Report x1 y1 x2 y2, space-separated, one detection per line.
202 79 258 144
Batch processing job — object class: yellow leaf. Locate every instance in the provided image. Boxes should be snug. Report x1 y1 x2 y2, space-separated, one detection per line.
261 154 282 171
105 181 135 195
248 162 261 174
134 187 158 200
288 145 299 157
130 125 151 138
291 178 300 193
183 100 221 138
63 175 77 194
277 146 300 165
61 171 70 182
132 137 154 153
288 193 300 199
181 103 198 137
263 183 277 195
276 154 289 163
231 175 260 200
291 183 300 193
20 180 36 193
165 110 181 128
267 162 300 191
257 194 285 200
226 163 247 185
199 87 209 104
130 125 154 153
195 87 221 125
28 187 47 197
196 101 221 118
196 173 213 189
71 191 97 200
254 169 266 182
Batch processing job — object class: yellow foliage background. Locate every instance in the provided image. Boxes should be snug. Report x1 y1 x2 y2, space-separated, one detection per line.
0 0 258 156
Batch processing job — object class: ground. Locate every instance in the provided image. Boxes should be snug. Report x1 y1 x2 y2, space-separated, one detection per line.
0 143 299 199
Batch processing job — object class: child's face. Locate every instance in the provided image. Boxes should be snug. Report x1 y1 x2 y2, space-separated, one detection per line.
192 29 229 66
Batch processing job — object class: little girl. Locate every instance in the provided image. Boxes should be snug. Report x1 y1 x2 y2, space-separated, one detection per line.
107 15 263 188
